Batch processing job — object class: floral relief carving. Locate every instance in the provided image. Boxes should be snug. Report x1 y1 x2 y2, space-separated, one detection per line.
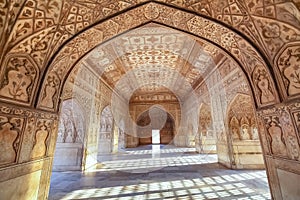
0 116 24 165
10 27 56 67
264 116 288 157
262 106 300 161
0 1 25 53
278 45 300 96
252 65 275 104
31 119 51 159
253 17 300 58
0 56 37 104
144 3 160 20
279 110 300 160
40 73 60 109
4 0 61 49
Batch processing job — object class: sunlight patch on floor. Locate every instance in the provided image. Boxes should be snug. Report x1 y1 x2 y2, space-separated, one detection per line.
60 171 270 200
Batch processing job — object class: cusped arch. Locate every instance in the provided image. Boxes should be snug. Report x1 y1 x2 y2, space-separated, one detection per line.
198 103 212 136
100 105 113 132
136 106 177 126
36 2 280 111
136 107 175 145
57 98 86 143
227 93 257 140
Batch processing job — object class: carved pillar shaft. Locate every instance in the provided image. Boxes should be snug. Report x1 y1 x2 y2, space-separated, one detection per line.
0 103 58 200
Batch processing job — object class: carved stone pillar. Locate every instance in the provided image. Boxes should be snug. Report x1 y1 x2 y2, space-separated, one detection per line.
0 104 58 200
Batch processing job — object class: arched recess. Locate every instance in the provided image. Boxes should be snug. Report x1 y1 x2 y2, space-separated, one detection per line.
195 103 216 154
98 105 114 155
0 2 300 200
53 99 86 171
35 2 280 113
226 93 264 169
136 109 175 146
25 2 291 199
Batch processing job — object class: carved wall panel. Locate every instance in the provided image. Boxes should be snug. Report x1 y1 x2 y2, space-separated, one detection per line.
264 116 289 157
31 119 51 159
0 116 24 166
261 106 300 161
0 1 26 56
98 106 114 154
227 94 258 141
252 65 276 104
100 106 113 133
0 55 38 105
57 99 85 144
198 103 212 137
277 43 300 98
229 116 240 141
0 104 58 165
288 103 300 161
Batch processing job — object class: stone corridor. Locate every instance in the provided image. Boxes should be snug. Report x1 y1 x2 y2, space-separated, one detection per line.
49 145 270 200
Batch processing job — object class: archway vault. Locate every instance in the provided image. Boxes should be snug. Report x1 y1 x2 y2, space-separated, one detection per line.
2 1 296 111
35 2 281 111
0 1 300 200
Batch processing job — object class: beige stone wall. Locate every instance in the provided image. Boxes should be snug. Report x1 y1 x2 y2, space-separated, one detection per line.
187 59 265 169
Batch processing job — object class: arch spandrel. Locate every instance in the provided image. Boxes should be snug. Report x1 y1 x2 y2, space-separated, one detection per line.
276 42 300 100
35 2 280 112
2 1 299 69
0 54 39 106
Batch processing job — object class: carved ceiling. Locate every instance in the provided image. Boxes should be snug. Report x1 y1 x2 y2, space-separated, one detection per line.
83 23 224 101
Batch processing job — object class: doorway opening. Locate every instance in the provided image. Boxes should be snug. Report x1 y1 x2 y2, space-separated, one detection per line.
152 129 160 144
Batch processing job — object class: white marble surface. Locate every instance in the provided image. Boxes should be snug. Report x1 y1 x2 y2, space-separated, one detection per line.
49 145 271 200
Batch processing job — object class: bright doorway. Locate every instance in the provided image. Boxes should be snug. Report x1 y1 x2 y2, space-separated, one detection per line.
152 129 160 144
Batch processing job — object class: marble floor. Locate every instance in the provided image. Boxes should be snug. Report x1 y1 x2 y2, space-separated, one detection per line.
49 145 271 200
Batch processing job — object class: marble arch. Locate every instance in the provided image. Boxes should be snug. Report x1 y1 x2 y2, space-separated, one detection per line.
0 1 300 200
136 107 176 145
35 2 281 112
98 105 114 154
226 93 257 140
